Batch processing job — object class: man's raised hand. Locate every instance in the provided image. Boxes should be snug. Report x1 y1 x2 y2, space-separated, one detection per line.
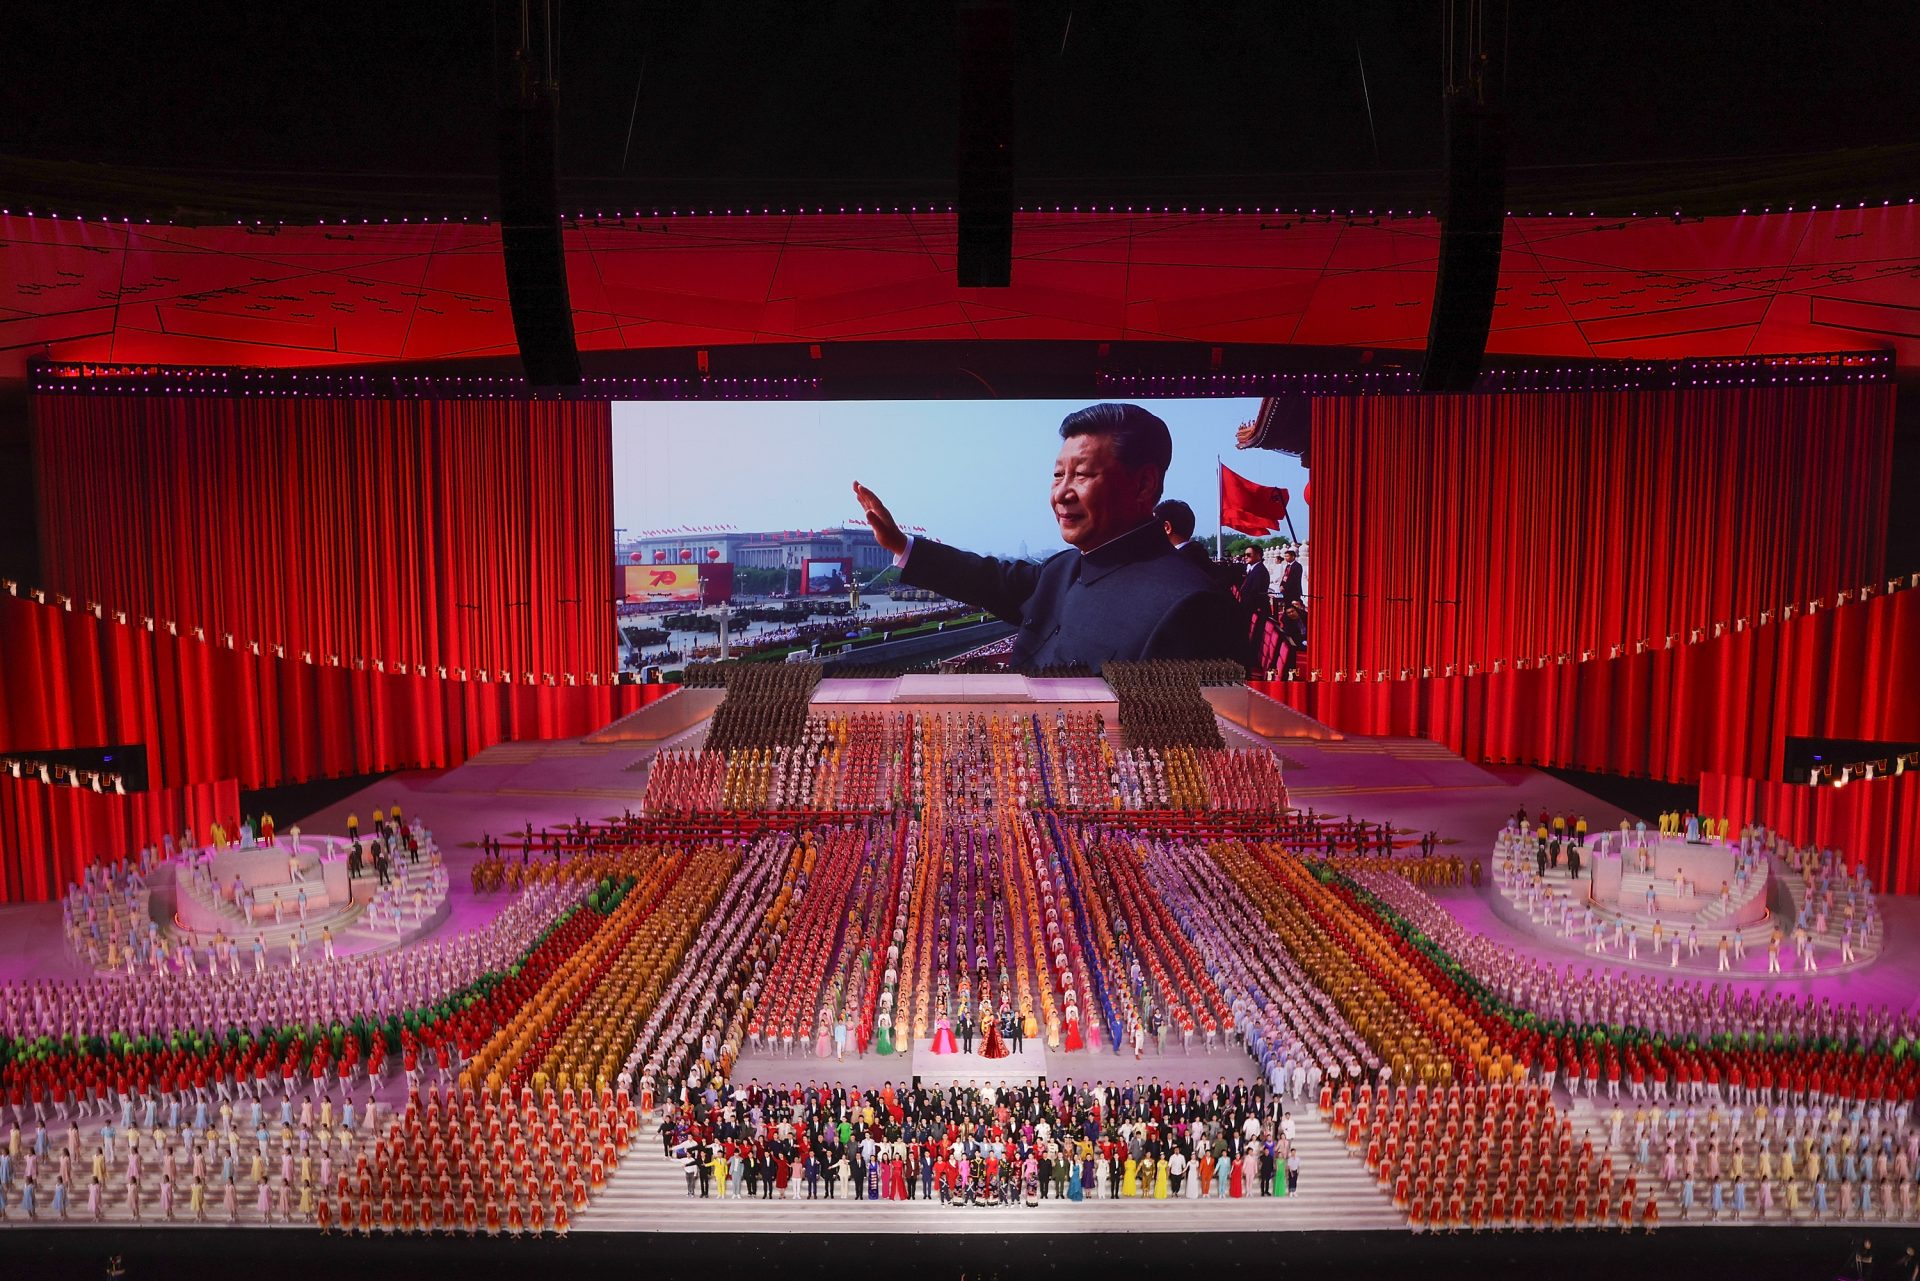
852 481 909 557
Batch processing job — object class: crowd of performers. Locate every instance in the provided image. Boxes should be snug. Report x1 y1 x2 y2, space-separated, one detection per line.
61 812 441 977
1495 808 1883 971
6 694 1920 1234
639 710 1288 815
659 1078 1302 1205
1607 1087 1920 1222
61 853 157 971
1101 661 1229 750
1341 1080 1659 1231
314 1083 635 1235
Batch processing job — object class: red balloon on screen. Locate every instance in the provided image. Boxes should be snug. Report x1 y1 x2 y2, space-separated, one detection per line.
653 551 667 563
707 548 721 560
680 549 693 561
629 551 642 563
1302 481 1311 507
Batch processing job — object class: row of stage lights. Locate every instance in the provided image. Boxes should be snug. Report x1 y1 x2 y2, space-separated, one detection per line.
1101 358 1893 394
1809 753 1919 790
3 199 1916 227
6 572 1917 696
2 754 126 795
31 368 824 401
29 353 1893 402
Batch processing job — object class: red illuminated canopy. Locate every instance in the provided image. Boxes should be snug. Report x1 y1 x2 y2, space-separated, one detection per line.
3 206 1915 378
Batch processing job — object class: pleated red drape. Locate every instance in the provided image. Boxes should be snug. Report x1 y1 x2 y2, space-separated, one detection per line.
1308 386 1895 677
1698 771 1920 895
0 775 238 901
1251 584 1920 786
0 593 675 796
33 394 616 681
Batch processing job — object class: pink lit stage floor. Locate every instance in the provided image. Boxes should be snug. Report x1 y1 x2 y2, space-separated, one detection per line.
7 706 1919 1238
5 716 1916 1019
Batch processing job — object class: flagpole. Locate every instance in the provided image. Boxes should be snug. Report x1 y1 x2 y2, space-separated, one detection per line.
1216 455 1225 561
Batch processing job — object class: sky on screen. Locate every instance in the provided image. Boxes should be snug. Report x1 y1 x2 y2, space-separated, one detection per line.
613 398 1308 559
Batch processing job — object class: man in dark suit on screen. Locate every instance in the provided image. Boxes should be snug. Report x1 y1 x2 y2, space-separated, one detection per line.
852 403 1245 673
1235 544 1272 614
1154 498 1234 592
1157 498 1209 571
1276 547 1304 605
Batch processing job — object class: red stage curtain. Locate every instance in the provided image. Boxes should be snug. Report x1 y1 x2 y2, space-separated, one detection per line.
1252 583 1920 785
33 394 615 681
1308 386 1895 676
0 593 676 793
1699 772 1920 895
0 775 239 902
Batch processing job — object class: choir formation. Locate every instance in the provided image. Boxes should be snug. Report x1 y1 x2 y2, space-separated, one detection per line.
659 1079 1303 1206
2 663 1916 1234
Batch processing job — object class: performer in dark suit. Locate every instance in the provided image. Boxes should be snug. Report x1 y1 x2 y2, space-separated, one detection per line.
1276 600 1308 680
853 404 1245 673
1235 545 1272 612
1236 546 1278 673
1156 498 1237 594
1155 499 1214 574
1276 548 1304 604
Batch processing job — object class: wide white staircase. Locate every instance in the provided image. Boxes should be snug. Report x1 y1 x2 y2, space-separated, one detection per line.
1769 854 1884 959
1558 1095 1907 1226
577 1110 1404 1232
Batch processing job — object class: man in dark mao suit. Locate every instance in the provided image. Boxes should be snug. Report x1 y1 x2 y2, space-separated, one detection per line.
853 404 1245 673
1235 545 1272 614
1276 548 1304 604
1154 498 1230 589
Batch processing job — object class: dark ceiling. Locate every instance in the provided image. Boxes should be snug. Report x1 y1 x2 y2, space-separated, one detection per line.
4 0 1917 217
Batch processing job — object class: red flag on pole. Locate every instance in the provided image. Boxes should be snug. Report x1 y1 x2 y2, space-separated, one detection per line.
1220 464 1289 535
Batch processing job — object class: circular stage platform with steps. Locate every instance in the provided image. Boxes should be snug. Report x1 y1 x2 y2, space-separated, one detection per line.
1492 829 1885 976
164 829 451 960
